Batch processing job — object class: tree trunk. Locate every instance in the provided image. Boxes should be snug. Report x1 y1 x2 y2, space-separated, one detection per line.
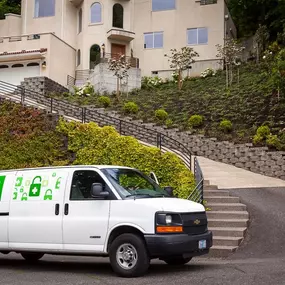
225 64 229 88
178 69 182 90
116 77 120 102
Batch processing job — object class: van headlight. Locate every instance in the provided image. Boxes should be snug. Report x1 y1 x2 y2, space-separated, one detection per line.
155 212 183 234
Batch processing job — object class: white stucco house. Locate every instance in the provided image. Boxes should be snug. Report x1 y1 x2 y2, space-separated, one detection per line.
0 0 236 92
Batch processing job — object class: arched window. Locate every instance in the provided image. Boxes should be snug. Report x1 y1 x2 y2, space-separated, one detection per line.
90 44 101 69
12 64 24 68
78 8 83 33
27 62 40 66
77 50 81 66
0 65 9 69
113 3 123 29
90 3 102 23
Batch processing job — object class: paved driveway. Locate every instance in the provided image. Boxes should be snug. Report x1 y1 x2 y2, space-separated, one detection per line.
1 187 285 285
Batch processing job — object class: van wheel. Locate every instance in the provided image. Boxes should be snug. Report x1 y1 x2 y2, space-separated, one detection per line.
109 233 150 278
21 253 44 262
163 256 192 266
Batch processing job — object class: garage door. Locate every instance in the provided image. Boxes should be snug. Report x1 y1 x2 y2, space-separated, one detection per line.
0 63 40 86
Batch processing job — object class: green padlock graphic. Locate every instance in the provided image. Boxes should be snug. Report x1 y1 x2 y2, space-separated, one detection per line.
55 177 61 190
21 193 28 201
29 176 42 197
13 192 18 200
44 189 53 201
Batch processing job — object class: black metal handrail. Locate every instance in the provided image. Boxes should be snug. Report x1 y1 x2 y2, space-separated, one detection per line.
188 157 204 203
0 80 204 203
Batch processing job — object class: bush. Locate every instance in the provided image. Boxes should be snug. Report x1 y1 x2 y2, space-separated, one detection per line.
56 119 196 199
256 125 270 138
219 120 233 133
98 96 111 108
200 68 216 78
155 109 168 122
123 102 139 114
165 118 174 128
266 134 281 149
189 115 204 128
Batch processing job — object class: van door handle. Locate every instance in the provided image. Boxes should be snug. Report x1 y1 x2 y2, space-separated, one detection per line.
64 203 69 215
55 204 60 216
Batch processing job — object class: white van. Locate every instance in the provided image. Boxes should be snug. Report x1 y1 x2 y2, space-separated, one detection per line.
0 165 212 277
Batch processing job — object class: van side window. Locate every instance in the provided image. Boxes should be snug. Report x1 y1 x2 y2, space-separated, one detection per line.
70 170 108 200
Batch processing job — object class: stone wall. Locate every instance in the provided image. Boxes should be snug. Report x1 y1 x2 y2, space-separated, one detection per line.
90 63 142 94
20 77 69 96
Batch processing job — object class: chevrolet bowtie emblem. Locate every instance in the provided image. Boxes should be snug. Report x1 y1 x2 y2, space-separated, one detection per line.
194 219 201 225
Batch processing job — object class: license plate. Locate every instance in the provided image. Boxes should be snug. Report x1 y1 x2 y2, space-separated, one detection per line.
199 240 207 249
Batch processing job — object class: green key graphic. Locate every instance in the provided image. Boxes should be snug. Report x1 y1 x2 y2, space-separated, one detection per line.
0 176 6 201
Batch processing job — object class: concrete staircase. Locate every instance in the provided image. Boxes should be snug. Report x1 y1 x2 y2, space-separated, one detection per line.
205 180 249 257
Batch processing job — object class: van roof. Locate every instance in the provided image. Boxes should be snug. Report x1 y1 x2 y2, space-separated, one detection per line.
0 165 133 173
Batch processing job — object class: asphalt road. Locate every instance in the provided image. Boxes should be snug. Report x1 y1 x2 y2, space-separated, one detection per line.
1 187 285 285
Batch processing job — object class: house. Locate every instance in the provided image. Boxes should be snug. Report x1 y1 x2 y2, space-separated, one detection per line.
0 0 236 92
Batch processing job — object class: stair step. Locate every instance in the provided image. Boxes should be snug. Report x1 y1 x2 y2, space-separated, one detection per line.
208 218 249 228
209 227 247 237
206 211 249 219
204 185 218 190
213 236 243 247
209 245 238 257
207 203 246 211
204 196 240 203
204 190 230 197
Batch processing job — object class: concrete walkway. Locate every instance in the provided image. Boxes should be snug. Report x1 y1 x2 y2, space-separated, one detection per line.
197 156 285 189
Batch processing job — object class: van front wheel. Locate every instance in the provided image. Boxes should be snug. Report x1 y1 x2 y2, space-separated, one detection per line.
21 253 44 262
109 233 150 278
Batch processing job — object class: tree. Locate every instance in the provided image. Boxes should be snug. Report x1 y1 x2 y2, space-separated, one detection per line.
164 47 199 90
108 55 131 101
216 39 245 88
253 25 270 63
0 0 21 19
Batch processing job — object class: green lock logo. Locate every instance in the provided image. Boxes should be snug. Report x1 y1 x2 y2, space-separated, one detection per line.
13 192 18 200
15 177 23 187
29 176 42 197
44 189 53 200
55 178 61 190
21 193 28 201
0 176 6 201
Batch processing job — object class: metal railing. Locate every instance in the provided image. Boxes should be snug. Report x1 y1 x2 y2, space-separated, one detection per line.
67 75 76 88
187 157 204 203
0 80 204 203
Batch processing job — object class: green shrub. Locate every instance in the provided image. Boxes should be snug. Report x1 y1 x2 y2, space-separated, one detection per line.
56 119 196 199
123 102 139 114
219 120 233 133
165 118 174 128
98 96 111 108
256 125 270 138
189 115 204 128
155 109 168 122
266 134 281 149
253 134 263 145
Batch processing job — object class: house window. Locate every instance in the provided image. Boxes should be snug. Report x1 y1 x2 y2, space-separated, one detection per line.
0 65 9 69
187 28 208 45
12 64 24 68
91 2 102 23
27 62 40 66
34 0 55 18
144 32 163 49
77 50 81 66
78 8 82 33
152 0 175 11
113 3 124 29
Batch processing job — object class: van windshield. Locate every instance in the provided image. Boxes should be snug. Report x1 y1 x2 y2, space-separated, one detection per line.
101 168 170 199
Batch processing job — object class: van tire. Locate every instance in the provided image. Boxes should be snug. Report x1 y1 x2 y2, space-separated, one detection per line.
109 233 150 278
21 253 44 262
163 256 192 266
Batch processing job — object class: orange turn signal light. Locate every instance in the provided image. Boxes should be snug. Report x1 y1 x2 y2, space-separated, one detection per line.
156 226 183 233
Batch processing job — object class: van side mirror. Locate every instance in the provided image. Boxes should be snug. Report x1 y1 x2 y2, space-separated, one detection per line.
91 183 109 198
164 186 174 197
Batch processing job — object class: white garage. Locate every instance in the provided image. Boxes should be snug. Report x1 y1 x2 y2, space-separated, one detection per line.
0 62 40 86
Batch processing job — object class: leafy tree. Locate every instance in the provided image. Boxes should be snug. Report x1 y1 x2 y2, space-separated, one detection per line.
0 0 21 19
108 55 131 101
164 47 199 90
